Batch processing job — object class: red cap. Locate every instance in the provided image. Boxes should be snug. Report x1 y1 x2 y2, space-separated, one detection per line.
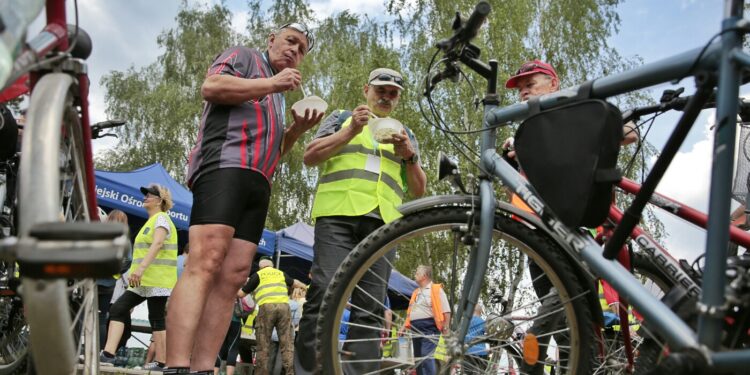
505 60 558 89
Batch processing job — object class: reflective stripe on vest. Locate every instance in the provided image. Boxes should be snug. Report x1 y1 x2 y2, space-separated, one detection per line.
254 267 289 306
129 212 178 289
311 113 406 223
404 283 446 331
599 281 640 331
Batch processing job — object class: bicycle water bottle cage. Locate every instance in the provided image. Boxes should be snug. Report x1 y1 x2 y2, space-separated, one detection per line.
514 80 623 228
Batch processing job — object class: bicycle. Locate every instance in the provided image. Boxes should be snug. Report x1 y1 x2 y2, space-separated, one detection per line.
316 1 750 374
0 1 128 374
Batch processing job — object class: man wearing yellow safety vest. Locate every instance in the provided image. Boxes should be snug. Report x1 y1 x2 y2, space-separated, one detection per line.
238 257 304 375
401 265 451 375
296 68 427 374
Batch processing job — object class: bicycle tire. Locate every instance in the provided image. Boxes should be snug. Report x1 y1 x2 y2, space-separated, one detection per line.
317 206 598 374
18 73 99 375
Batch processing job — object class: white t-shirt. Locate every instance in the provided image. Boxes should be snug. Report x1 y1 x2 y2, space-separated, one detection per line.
409 282 451 321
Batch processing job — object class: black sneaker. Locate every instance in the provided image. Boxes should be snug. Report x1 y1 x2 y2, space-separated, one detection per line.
143 361 166 372
99 351 116 366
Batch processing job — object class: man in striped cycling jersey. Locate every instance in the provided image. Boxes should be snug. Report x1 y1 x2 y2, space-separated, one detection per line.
166 22 323 374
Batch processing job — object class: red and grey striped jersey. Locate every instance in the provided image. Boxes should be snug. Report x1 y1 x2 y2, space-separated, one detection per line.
187 47 285 188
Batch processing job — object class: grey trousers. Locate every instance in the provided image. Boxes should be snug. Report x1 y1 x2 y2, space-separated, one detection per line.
295 215 392 374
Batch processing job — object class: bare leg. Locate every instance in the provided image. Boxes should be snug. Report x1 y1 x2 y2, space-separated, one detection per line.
190 239 254 370
152 330 166 363
226 365 235 375
145 341 155 363
103 321 125 355
166 224 235 367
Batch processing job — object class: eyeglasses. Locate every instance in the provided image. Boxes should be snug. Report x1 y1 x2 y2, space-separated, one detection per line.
280 22 315 52
515 62 553 76
369 73 405 87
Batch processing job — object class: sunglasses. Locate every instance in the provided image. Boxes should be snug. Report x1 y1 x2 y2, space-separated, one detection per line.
280 22 315 52
515 62 552 76
369 73 405 87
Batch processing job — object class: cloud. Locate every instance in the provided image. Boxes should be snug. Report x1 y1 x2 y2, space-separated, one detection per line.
309 0 394 19
649 105 750 261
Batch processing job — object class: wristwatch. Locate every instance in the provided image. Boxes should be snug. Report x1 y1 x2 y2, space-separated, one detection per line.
403 153 419 165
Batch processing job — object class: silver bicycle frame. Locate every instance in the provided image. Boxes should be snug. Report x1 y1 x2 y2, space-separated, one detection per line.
456 1 750 370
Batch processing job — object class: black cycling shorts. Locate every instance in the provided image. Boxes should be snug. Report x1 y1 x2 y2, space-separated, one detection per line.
190 168 271 244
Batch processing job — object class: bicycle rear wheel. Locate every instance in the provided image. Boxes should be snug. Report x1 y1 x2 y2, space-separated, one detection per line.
18 73 99 374
595 252 674 374
317 205 598 374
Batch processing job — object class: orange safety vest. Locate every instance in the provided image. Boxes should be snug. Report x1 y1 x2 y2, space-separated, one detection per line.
405 283 446 331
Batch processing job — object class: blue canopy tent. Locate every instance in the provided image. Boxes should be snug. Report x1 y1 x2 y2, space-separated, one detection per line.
276 221 418 309
94 163 276 256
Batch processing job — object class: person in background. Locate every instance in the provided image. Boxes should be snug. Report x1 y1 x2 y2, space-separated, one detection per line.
401 265 451 375
237 257 304 375
96 209 132 350
463 305 489 374
100 184 178 371
166 22 322 374
501 59 638 159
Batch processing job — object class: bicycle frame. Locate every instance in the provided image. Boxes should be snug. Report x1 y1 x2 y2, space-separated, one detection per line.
14 1 100 374
451 0 750 371
613 177 750 298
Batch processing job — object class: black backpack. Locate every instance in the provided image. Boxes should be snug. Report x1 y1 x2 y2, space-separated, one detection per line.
514 81 623 228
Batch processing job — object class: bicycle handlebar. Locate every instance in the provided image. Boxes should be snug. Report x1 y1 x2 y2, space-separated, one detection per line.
91 120 126 139
426 2 492 95
456 1 491 47
623 90 750 123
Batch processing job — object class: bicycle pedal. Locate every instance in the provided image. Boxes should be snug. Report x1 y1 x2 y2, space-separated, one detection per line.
16 222 128 279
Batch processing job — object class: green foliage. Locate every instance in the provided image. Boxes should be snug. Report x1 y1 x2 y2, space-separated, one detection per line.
96 1 240 179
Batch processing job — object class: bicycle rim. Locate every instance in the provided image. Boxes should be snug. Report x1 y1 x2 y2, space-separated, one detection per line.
18 73 98 374
317 206 597 374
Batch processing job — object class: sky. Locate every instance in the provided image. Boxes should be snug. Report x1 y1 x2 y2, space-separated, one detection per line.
24 1 738 269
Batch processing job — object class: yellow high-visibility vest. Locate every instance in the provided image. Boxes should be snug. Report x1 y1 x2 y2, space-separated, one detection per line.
129 212 177 289
254 267 289 306
598 281 640 331
311 113 406 224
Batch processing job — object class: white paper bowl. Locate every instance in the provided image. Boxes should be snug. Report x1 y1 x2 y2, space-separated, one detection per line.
369 118 404 142
291 95 328 115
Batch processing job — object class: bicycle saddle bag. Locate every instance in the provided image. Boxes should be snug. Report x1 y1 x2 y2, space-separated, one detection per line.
514 81 623 228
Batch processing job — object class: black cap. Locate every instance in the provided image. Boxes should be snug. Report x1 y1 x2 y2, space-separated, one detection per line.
140 185 161 197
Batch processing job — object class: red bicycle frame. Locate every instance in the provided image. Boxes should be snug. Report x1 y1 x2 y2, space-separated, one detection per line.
26 0 99 220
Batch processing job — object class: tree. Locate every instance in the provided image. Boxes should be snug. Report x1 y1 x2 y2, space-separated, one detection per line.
97 1 240 180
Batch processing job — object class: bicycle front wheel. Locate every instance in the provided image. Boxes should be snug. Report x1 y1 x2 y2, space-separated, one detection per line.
18 73 99 374
317 206 598 374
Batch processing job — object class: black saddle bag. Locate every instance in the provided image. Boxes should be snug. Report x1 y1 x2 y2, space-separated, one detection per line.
514 81 623 228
